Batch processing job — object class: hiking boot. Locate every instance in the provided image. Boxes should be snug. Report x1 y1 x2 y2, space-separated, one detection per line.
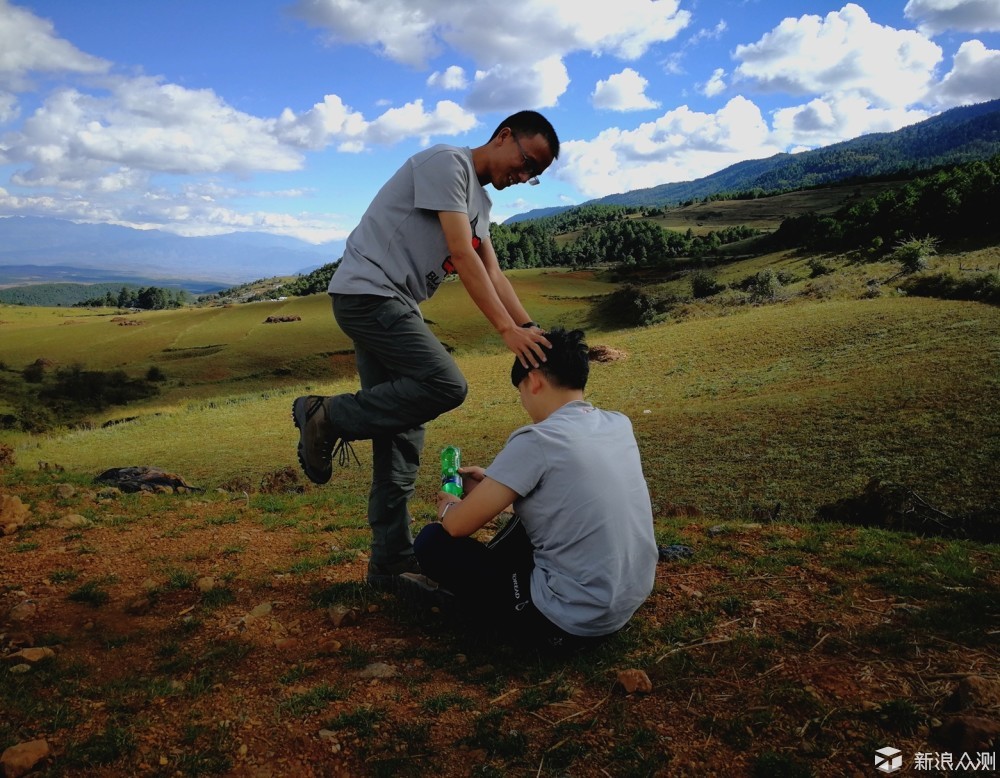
292 395 357 485
366 557 421 592
395 572 458 614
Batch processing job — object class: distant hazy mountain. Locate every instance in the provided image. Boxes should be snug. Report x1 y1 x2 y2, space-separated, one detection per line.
0 216 346 286
507 98 1000 224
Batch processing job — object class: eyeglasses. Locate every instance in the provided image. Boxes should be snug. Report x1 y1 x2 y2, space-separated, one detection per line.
512 134 541 186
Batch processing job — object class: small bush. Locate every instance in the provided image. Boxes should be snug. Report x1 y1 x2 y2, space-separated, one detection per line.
890 235 938 275
807 258 833 277
690 271 726 298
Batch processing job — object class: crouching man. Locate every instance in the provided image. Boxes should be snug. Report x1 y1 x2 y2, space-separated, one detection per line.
412 328 658 652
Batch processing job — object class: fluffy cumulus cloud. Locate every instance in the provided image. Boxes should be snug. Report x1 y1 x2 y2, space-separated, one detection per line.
6 77 305 190
701 68 726 98
904 0 1000 35
427 65 468 90
771 94 930 148
0 0 109 88
734 4 941 109
291 0 690 107
592 68 660 112
930 39 1000 107
466 57 569 111
555 97 783 198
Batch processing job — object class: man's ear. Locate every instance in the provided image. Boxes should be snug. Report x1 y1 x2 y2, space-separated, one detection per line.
527 369 545 394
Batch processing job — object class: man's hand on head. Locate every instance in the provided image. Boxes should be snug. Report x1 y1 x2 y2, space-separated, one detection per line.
503 325 550 368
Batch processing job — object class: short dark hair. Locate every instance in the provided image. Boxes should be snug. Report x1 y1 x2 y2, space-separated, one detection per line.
490 110 560 159
511 327 589 390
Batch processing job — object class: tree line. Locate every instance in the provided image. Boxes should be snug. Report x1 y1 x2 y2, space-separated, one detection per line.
75 285 190 310
767 156 1000 255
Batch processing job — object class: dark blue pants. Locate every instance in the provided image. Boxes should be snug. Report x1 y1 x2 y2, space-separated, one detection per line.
414 517 607 652
329 294 467 566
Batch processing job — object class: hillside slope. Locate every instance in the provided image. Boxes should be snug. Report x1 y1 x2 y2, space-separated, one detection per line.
509 98 1000 222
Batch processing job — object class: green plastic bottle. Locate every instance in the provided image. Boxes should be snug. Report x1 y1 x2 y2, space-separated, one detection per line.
440 445 463 497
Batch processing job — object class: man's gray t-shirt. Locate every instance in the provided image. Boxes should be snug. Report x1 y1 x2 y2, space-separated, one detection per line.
328 145 492 314
485 400 658 636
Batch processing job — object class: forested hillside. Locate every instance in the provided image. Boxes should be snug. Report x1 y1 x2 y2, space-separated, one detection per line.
509 98 1000 219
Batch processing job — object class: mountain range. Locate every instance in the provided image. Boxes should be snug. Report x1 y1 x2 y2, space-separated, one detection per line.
0 217 345 290
507 98 1000 223
1 98 998 291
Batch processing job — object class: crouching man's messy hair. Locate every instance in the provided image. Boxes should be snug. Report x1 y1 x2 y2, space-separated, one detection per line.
511 327 589 390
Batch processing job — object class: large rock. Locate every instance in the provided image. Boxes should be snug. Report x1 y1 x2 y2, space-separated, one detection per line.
0 494 30 535
94 467 200 494
1 739 50 777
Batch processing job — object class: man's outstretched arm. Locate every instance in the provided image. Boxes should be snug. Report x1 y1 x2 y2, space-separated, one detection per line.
439 210 550 368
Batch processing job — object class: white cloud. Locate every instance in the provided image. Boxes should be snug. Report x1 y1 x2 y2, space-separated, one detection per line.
734 3 942 108
366 99 478 146
904 0 1000 35
592 68 660 111
427 65 468 90
292 0 691 69
278 94 477 150
771 94 930 148
466 57 570 111
929 39 1000 107
0 0 110 89
555 97 783 198
291 0 689 108
701 68 727 98
6 77 304 190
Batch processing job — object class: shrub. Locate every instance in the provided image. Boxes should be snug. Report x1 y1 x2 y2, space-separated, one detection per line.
890 235 938 275
900 271 1000 305
690 271 726 299
807 258 833 277
749 269 782 302
601 285 663 326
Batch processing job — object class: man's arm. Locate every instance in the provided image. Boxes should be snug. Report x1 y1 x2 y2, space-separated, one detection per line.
437 476 519 538
438 211 550 367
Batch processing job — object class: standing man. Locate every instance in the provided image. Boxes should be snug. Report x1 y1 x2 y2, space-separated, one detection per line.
293 111 559 591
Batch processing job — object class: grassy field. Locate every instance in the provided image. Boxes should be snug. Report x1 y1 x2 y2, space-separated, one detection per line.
1 255 998 776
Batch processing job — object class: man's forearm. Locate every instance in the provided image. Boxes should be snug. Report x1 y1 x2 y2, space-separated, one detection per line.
452 248 519 334
490 269 534 327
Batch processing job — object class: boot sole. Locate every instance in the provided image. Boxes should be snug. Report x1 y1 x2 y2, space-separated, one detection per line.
292 398 332 485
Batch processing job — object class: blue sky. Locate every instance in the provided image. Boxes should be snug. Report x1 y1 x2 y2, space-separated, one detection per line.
1 0 998 245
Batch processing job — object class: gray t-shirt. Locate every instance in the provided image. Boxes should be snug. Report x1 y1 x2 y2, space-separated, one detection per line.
328 144 492 314
485 400 658 636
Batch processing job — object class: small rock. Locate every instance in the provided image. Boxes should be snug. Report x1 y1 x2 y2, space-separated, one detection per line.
49 514 91 529
274 638 300 653
327 604 358 628
932 715 1000 753
3 647 55 664
244 602 272 624
124 597 153 616
616 669 653 694
316 638 342 655
197 577 215 593
358 662 397 679
1 739 50 778
946 676 1000 711
658 544 694 562
55 484 76 499
7 601 38 623
9 664 32 675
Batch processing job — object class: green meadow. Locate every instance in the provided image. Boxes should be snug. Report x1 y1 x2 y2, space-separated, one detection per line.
3 263 996 525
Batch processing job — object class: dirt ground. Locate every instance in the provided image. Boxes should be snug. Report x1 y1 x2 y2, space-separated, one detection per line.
2 474 998 777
